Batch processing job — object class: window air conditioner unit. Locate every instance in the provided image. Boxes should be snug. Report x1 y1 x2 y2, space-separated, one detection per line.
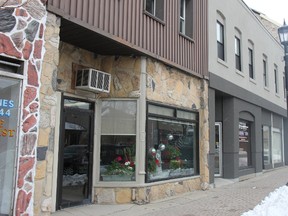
75 68 111 93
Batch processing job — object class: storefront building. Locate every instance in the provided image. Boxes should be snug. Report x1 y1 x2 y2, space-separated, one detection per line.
0 0 48 215
0 0 209 214
208 0 287 183
33 0 210 214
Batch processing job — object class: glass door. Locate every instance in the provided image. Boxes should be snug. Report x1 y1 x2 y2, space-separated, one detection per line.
57 98 94 209
214 122 222 177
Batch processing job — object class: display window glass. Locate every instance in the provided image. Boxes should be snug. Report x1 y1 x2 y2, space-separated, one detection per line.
0 76 21 215
272 129 282 164
239 121 252 168
146 103 198 182
262 125 271 165
100 100 137 182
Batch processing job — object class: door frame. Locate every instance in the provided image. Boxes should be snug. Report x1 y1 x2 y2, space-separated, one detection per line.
215 122 223 177
56 96 94 210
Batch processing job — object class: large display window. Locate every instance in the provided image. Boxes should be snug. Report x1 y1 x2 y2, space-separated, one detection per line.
146 103 199 182
239 121 252 168
272 129 282 164
100 100 137 182
0 76 21 215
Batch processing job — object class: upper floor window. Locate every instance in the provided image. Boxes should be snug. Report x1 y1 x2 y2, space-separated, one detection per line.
274 65 279 94
179 0 193 38
263 56 268 88
217 21 225 61
235 36 241 71
248 48 254 79
145 0 164 20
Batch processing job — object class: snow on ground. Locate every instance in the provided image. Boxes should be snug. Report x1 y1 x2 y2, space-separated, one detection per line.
242 185 288 216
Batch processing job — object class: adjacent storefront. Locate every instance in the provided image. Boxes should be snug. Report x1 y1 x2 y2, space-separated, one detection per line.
0 72 22 215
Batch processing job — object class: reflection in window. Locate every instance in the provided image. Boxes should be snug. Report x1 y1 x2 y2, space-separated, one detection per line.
145 0 164 20
100 100 137 181
0 76 21 215
235 36 241 71
262 126 271 166
179 0 193 38
146 104 198 182
263 56 268 87
64 99 91 110
272 129 282 164
248 48 254 79
217 21 225 60
274 65 279 94
239 121 251 168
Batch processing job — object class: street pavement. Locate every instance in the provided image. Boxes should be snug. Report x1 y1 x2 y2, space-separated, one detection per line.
52 166 288 216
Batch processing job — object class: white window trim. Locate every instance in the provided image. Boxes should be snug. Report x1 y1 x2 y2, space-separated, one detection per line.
180 0 186 34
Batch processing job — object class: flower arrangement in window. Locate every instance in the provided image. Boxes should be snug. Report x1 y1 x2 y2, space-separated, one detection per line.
162 144 181 160
104 146 135 176
162 144 182 170
147 153 160 173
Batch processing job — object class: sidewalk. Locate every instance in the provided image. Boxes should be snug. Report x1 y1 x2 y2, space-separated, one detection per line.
52 166 288 216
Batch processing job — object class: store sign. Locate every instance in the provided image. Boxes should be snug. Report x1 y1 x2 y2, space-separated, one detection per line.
0 99 16 137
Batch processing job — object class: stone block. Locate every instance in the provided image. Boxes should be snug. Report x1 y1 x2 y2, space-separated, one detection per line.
16 190 32 216
23 114 37 133
34 179 44 207
41 198 52 212
37 146 48 161
115 188 131 204
28 61 39 87
46 151 53 172
95 188 115 204
21 133 37 156
35 161 47 180
38 128 50 147
23 86 37 108
18 157 35 188
44 172 52 197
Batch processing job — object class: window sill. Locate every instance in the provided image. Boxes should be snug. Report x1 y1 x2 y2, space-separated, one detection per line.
179 32 195 43
236 69 244 78
249 78 256 85
144 11 165 25
145 174 200 185
217 58 228 68
264 87 270 92
275 93 280 98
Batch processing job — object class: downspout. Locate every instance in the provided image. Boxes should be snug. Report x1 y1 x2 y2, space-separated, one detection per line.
138 56 147 183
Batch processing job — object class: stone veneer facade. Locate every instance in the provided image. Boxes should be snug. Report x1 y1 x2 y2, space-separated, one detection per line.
57 40 210 205
0 3 209 213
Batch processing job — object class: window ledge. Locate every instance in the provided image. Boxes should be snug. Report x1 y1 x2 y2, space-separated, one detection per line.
249 78 256 85
236 70 244 78
144 11 165 25
145 175 200 186
179 33 195 43
275 93 280 98
264 87 270 92
217 58 228 68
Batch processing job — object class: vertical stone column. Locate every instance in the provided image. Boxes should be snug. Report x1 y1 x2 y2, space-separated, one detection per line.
199 79 210 189
34 12 60 215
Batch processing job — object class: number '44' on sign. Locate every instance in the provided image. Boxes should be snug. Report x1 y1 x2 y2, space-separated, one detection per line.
0 109 11 117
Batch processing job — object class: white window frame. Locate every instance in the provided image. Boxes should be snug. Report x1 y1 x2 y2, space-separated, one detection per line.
180 0 186 34
274 64 279 95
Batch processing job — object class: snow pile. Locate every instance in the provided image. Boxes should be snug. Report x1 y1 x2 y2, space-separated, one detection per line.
242 186 288 216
